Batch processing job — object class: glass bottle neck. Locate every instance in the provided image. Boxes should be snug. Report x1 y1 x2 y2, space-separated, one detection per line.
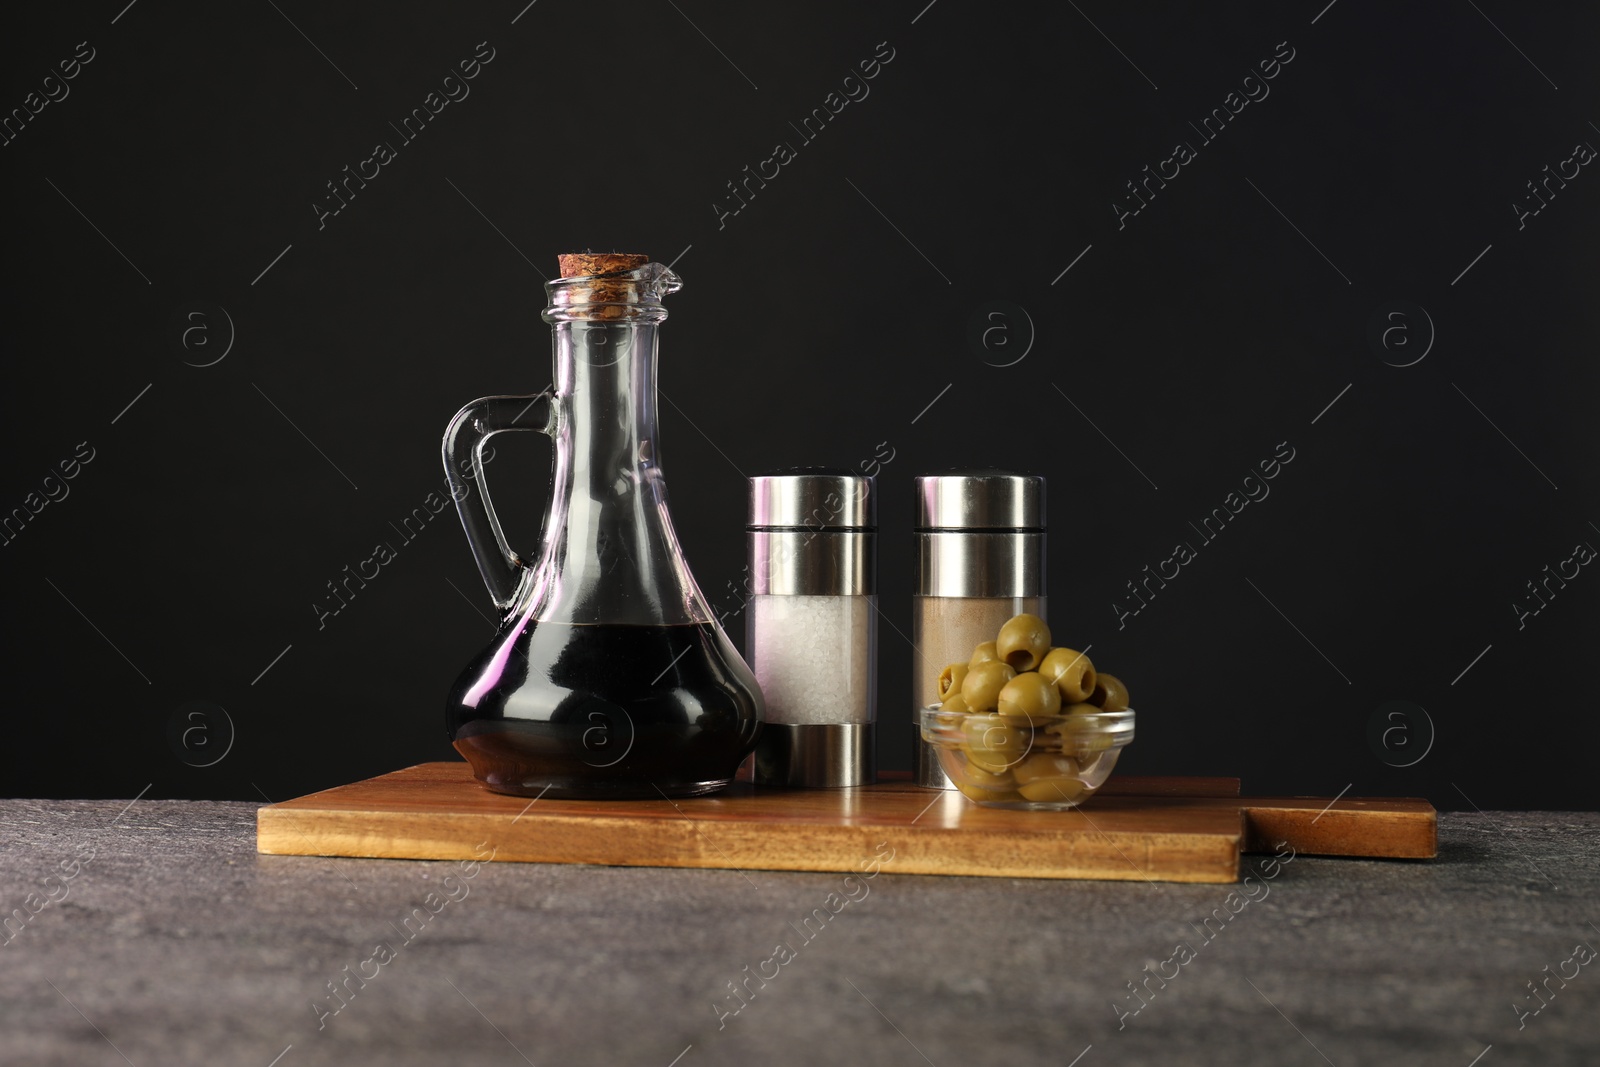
515 315 708 627
553 319 662 493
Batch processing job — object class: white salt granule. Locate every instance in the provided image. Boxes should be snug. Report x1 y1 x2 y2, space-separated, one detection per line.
749 595 875 725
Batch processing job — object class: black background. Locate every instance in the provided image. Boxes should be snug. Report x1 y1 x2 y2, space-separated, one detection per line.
2 1 1595 809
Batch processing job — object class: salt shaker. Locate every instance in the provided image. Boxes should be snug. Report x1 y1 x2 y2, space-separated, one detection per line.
912 471 1046 788
747 469 877 787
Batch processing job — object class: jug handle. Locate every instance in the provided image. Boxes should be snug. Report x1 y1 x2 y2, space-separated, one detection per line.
441 390 553 612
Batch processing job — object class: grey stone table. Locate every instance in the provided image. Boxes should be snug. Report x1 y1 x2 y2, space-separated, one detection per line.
0 801 1596 1067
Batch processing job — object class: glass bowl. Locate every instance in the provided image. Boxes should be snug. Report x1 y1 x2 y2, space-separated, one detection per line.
918 705 1135 810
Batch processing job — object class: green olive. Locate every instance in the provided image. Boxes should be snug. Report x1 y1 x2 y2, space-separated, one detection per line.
996 613 1051 672
959 762 1017 790
1018 777 1089 804
1047 704 1114 761
1090 672 1130 712
1012 751 1081 786
961 661 1016 713
996 671 1062 723
937 691 969 715
937 749 1019 802
1039 647 1097 703
968 641 1001 669
961 713 1032 771
957 781 1024 804
938 662 970 700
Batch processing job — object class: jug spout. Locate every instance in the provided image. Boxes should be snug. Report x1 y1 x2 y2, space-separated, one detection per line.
634 260 684 302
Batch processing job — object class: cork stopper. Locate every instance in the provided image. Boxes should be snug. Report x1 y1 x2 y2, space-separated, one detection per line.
557 252 650 278
545 252 679 323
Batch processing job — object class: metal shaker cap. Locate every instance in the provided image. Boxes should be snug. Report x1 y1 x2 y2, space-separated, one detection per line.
749 468 875 530
749 469 875 596
915 470 1045 530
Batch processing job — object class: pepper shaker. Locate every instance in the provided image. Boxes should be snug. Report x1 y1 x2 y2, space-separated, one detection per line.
912 471 1046 788
747 469 877 787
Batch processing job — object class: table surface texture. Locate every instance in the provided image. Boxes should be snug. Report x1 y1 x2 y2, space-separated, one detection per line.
0 799 1595 1066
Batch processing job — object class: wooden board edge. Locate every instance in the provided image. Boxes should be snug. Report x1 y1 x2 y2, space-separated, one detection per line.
1244 803 1437 859
257 807 1244 883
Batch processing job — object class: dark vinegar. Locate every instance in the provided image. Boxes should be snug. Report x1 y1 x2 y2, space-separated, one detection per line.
446 621 763 799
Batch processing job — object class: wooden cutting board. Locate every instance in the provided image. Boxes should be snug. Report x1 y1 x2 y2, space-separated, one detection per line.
256 763 1435 883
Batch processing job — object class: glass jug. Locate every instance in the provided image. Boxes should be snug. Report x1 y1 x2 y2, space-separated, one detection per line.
441 254 763 799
